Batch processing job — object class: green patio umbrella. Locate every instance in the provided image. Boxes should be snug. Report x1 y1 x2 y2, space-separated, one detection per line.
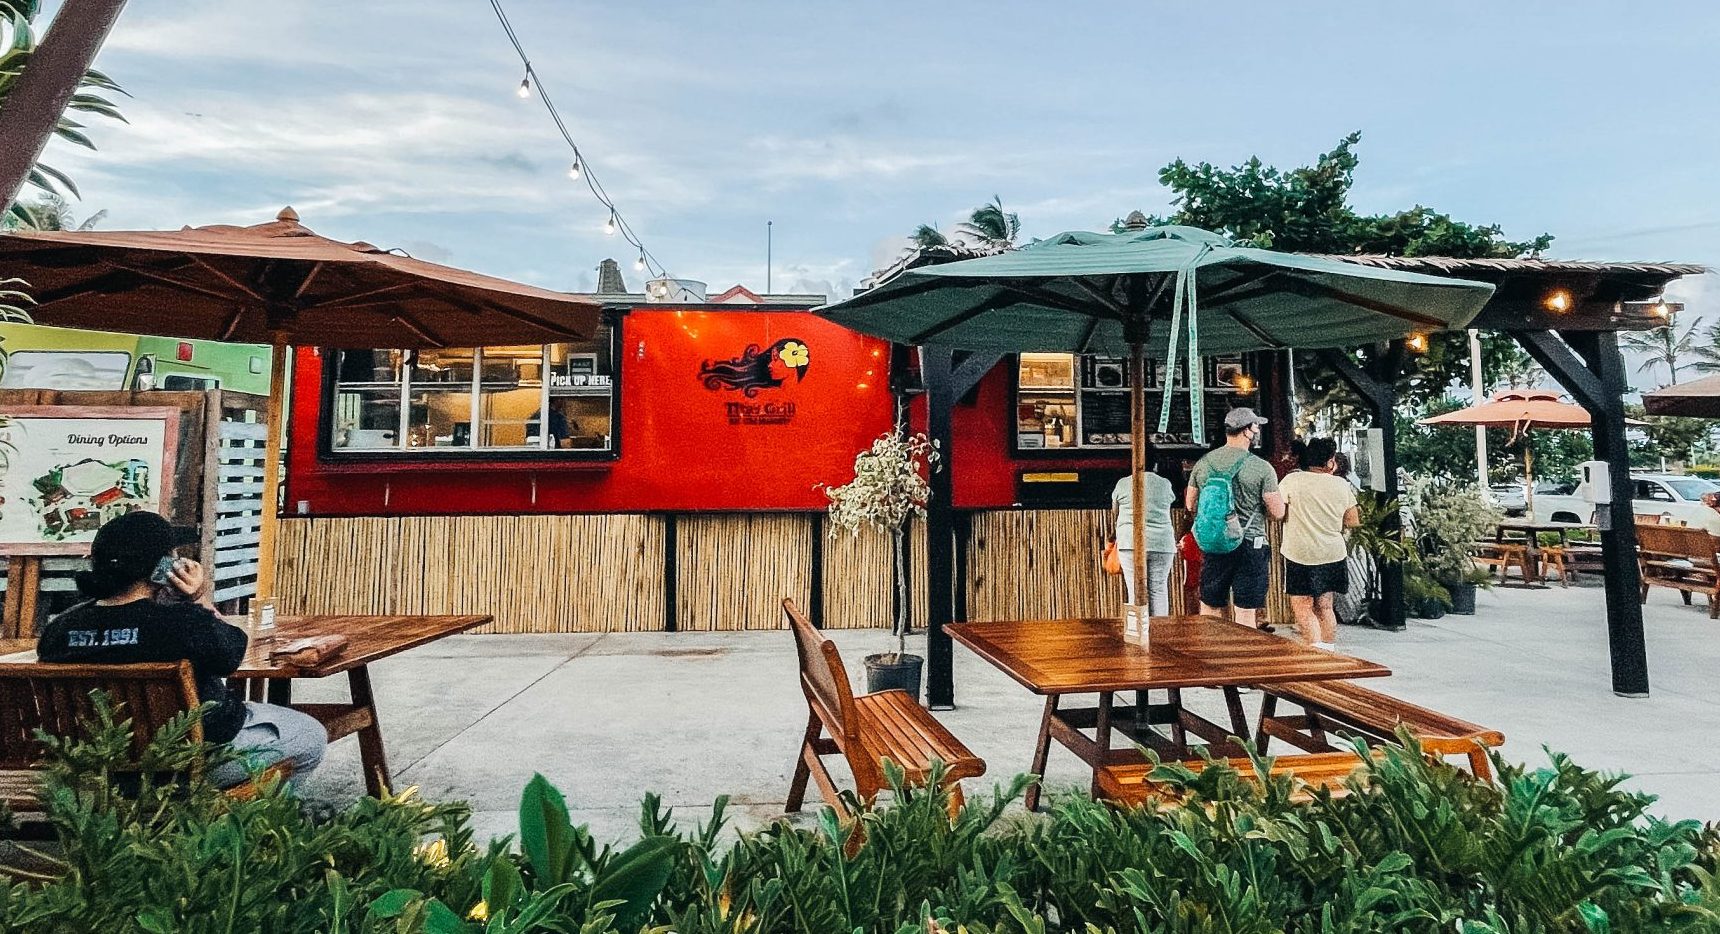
820 224 1496 614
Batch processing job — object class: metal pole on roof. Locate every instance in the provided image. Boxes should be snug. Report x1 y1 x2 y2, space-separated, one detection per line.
0 0 130 212
766 221 773 293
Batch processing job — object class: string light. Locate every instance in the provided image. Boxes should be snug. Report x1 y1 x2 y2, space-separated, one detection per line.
487 0 671 281
1544 290 1572 313
1406 333 1430 353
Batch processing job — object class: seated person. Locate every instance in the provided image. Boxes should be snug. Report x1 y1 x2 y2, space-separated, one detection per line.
37 511 327 789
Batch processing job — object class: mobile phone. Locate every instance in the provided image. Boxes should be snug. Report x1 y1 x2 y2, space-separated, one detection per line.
149 555 178 586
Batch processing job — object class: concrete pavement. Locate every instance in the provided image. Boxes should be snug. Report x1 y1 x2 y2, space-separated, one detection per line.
291 580 1720 843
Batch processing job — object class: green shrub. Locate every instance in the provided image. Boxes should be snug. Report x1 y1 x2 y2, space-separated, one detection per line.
4 698 1720 932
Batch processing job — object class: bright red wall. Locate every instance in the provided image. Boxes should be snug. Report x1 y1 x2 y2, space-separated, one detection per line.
936 365 1129 508
284 309 896 514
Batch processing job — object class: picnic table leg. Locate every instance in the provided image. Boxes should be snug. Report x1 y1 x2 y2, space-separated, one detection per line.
1168 688 1188 752
1222 687 1250 745
1089 692 1115 799
347 665 391 797
1026 695 1059 812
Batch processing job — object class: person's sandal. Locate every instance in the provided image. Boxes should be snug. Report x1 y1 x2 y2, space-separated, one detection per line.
1256 623 1276 634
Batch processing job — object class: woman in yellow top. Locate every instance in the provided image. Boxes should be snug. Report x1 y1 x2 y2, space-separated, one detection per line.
1278 438 1360 650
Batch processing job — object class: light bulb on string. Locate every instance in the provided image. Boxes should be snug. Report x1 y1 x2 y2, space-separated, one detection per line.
516 73 531 99
567 157 581 180
603 212 617 236
634 253 646 271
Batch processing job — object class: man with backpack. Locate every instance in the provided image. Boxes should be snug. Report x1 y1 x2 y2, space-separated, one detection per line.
1185 408 1286 631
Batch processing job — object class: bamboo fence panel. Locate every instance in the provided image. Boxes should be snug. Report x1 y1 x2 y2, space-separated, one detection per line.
818 518 929 631
675 514 812 630
273 515 665 633
964 509 1123 621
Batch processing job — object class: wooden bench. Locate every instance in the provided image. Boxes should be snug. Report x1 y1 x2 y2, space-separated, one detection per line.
1636 524 1720 618
1257 679 1504 780
1472 541 1533 584
783 599 985 818
1 661 285 822
1097 751 1369 807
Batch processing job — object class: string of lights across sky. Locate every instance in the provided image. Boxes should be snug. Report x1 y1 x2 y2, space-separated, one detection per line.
486 0 670 283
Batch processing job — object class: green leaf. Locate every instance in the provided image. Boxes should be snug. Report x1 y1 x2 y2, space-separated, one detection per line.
518 772 574 885
587 835 678 932
369 889 421 919
483 854 522 911
423 898 471 934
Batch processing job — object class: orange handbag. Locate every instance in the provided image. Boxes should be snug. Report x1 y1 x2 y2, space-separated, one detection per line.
1102 539 1122 575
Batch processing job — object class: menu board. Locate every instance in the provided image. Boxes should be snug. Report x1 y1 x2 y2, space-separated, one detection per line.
1077 391 1215 447
0 406 179 555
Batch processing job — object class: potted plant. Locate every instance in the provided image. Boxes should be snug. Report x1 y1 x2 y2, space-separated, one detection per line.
1407 479 1503 617
1341 494 1409 627
821 428 941 701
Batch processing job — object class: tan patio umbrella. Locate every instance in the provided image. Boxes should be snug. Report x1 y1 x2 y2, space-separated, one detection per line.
0 207 603 599
1418 389 1621 513
1644 373 1720 418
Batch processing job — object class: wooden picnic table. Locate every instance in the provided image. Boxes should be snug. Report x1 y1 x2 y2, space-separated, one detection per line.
1495 519 1594 584
1 613 490 797
946 615 1391 810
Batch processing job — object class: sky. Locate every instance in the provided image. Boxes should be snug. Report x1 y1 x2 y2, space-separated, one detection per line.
27 0 1720 383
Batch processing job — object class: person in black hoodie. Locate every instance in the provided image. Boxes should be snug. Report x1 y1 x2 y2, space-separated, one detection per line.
37 511 326 789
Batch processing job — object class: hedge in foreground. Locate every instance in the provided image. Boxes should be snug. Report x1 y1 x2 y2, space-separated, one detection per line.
3 699 1720 933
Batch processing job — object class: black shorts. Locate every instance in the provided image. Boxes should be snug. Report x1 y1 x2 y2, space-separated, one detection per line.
1199 541 1270 609
1286 558 1350 597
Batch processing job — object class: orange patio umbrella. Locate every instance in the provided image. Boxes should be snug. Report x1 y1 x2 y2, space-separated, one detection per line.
0 207 603 599
1418 389 1627 512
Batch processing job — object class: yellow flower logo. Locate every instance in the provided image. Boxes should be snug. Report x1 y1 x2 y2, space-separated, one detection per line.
778 341 809 369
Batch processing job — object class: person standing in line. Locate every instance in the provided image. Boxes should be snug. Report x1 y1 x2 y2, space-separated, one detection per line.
1185 408 1285 631
1110 463 1177 615
1279 437 1360 650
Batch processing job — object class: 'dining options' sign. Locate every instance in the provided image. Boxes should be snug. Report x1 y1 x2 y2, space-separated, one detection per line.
0 406 180 554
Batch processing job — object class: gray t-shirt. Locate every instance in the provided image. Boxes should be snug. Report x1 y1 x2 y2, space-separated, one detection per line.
1111 472 1176 553
1188 446 1280 539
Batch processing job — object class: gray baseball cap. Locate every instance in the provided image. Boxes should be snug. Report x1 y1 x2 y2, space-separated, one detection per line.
1224 407 1268 431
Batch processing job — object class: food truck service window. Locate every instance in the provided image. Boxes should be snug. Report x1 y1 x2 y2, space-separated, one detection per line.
1014 351 1253 452
328 325 618 457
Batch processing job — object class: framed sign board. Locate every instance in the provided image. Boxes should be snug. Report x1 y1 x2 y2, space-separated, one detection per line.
0 406 180 555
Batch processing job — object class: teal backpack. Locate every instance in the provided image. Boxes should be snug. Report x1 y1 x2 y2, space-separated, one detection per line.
1192 456 1249 554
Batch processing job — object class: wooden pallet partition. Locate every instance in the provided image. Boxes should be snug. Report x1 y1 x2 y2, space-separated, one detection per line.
965 509 1123 622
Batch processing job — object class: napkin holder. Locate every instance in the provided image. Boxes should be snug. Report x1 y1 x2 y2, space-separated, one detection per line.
1122 603 1150 646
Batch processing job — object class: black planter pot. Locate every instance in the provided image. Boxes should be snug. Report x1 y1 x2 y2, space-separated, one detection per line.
864 653 924 703
1448 581 1478 615
1410 597 1447 620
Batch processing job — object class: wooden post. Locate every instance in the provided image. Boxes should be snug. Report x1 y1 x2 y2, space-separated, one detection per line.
253 337 288 601
1517 328 1648 696
0 0 130 210
921 348 957 709
1128 341 1147 605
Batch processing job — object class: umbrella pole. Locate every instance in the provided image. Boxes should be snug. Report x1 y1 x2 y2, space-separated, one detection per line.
1129 340 1147 612
255 335 289 604
1524 445 1534 516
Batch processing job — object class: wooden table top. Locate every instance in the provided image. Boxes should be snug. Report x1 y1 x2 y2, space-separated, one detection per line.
1498 519 1594 532
0 614 491 680
946 616 1391 695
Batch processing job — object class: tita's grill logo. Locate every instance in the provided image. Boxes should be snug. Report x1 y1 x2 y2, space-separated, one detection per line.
725 401 796 425
698 338 810 398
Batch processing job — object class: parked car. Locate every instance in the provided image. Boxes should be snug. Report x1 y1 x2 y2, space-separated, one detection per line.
1532 473 1720 534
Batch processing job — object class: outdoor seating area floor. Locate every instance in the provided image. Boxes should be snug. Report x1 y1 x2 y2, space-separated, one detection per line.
288 583 1720 843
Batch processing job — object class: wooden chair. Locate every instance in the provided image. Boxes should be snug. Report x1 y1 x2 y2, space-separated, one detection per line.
1538 544 1573 586
1636 524 1720 617
1096 751 1370 808
783 599 985 819
1256 679 1504 780
1472 541 1532 584
0 661 285 821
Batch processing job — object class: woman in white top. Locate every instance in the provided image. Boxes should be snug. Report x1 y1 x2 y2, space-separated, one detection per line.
1110 468 1177 615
